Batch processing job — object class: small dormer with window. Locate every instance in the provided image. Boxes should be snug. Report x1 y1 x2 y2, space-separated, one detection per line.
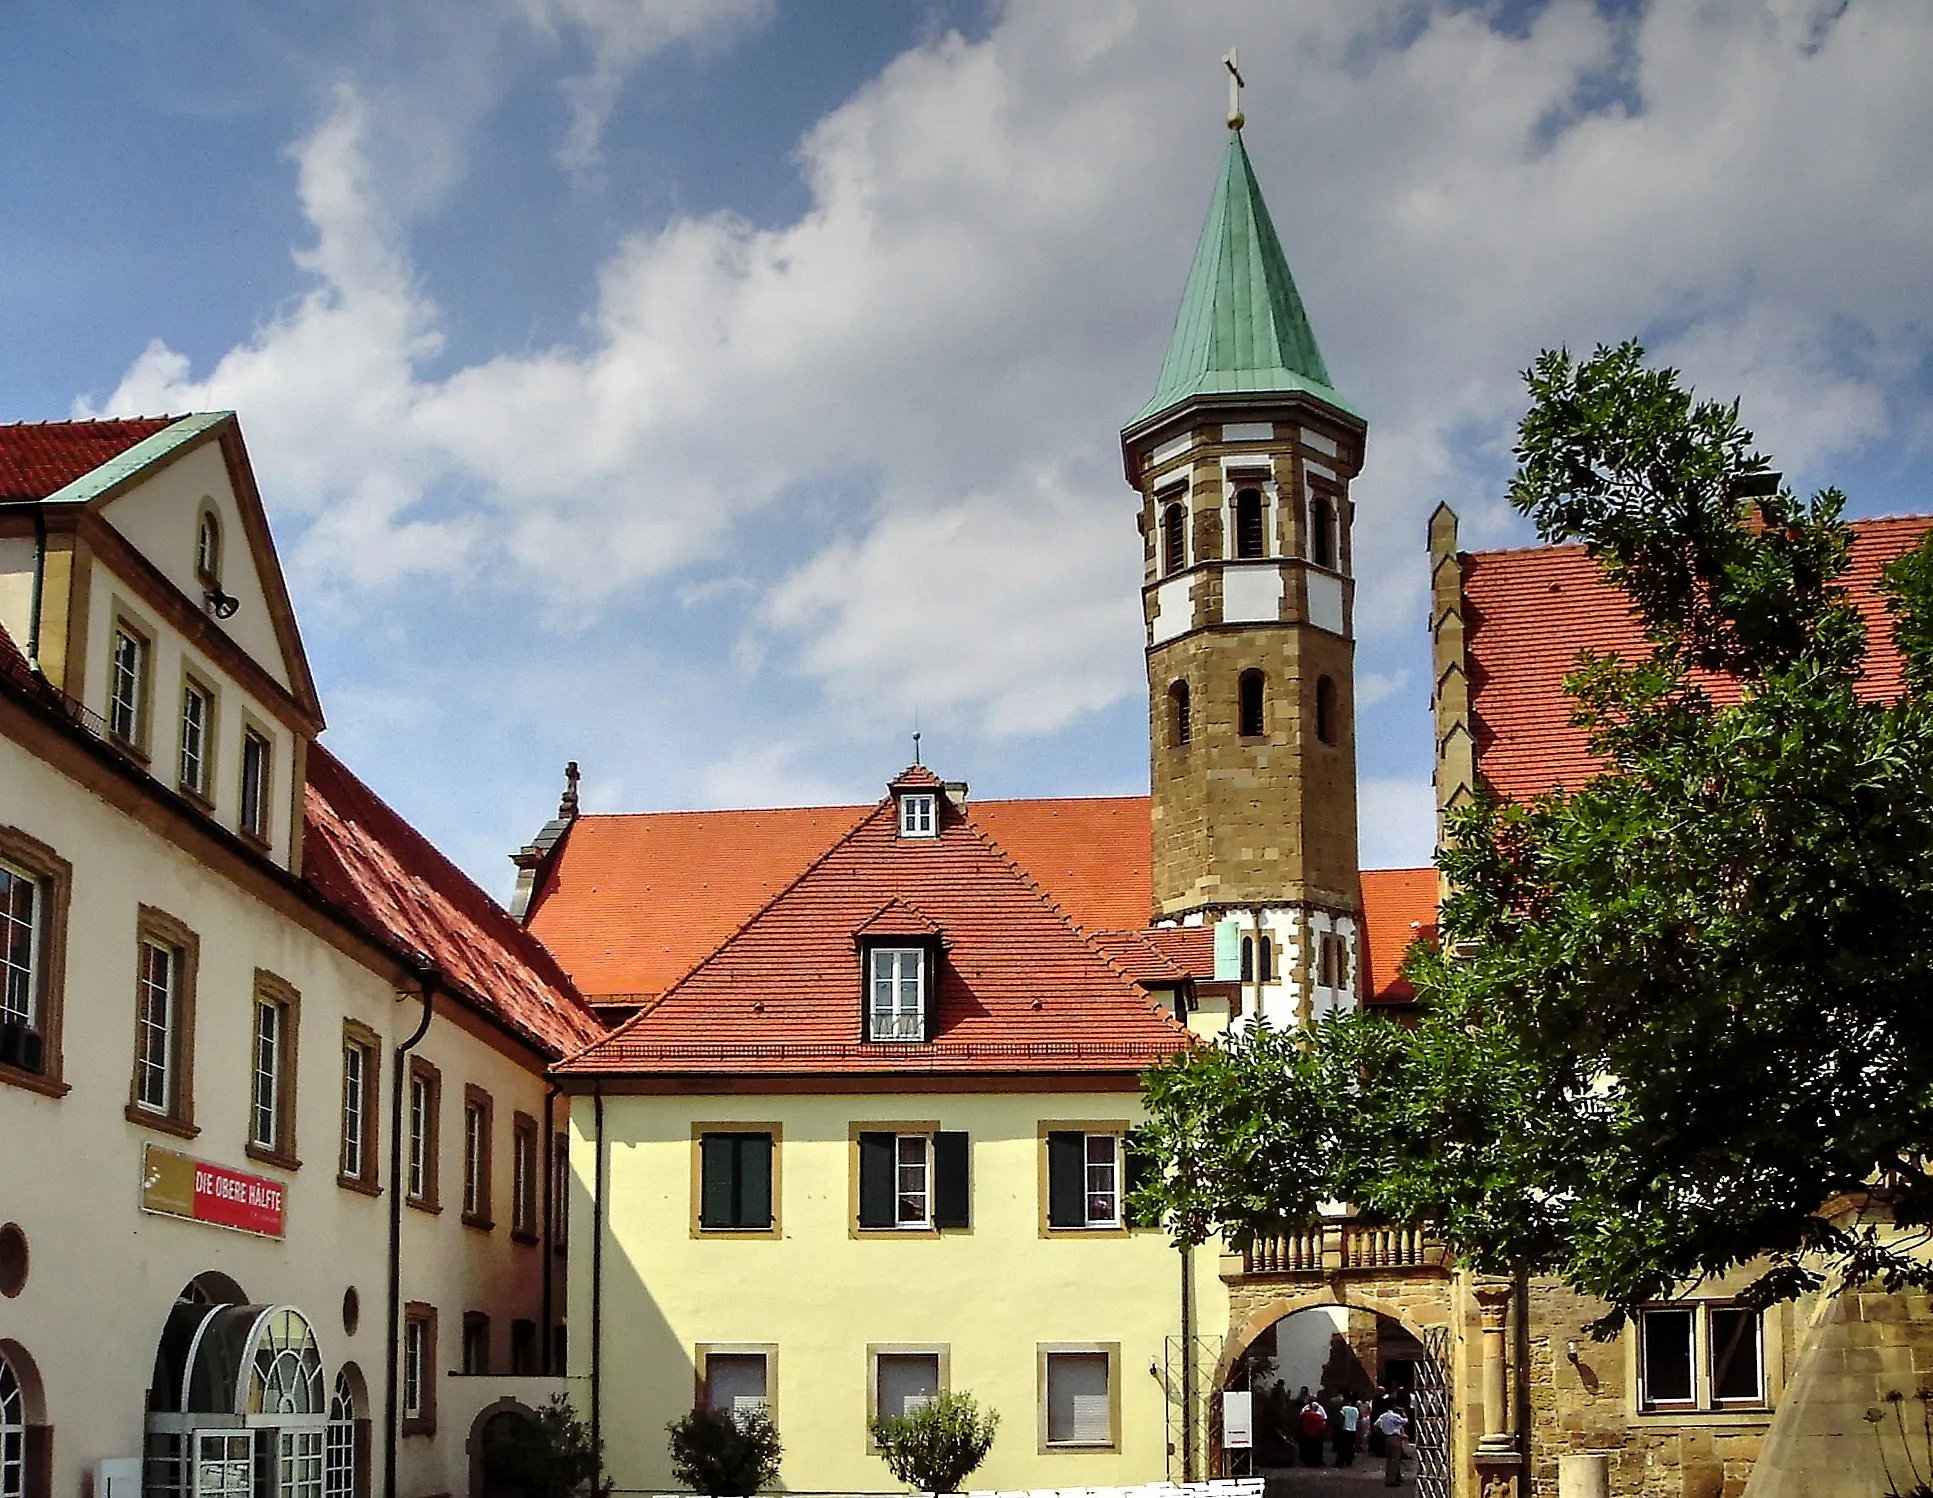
888 764 946 840
855 897 946 1044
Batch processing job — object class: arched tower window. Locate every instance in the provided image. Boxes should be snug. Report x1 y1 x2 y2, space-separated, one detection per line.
1161 502 1187 575
1238 670 1265 738
195 510 222 586
1234 489 1266 559
1309 492 1336 570
1169 681 1191 746
1316 675 1339 745
1260 935 1274 982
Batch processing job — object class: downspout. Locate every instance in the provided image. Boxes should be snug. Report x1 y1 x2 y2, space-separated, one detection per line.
591 1087 607 1486
26 503 46 668
541 1081 560 1375
1179 1242 1196 1481
385 970 436 1498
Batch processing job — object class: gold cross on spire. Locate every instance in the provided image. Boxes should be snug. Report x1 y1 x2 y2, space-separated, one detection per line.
1224 47 1245 131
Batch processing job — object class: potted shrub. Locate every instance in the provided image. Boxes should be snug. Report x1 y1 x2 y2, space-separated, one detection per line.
666 1406 782 1496
870 1392 999 1495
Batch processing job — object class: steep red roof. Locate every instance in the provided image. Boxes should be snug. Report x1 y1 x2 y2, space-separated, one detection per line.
559 798 1192 1077
967 796 1154 933
0 417 177 501
303 744 602 1057
1087 928 1190 986
1360 868 1438 1005
1464 516 1933 803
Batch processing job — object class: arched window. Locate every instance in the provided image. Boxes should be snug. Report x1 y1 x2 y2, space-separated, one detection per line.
1316 675 1339 745
1161 502 1187 574
1 1350 24 1498
1259 935 1274 983
324 1373 356 1498
1238 670 1265 738
195 510 222 585
1309 492 1336 570
1240 936 1253 983
1169 681 1191 746
1234 489 1266 559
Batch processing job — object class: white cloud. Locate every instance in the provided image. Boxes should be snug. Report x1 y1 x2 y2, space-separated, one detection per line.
1359 777 1437 872
87 0 1933 782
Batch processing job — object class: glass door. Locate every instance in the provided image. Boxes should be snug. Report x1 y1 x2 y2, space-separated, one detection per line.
191 1433 251 1498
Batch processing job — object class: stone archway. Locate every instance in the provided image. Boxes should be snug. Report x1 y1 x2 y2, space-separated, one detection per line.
467 1399 540 1498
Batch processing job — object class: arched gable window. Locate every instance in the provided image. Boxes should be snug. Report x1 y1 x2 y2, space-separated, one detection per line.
1308 491 1336 570
1169 681 1191 746
1234 489 1266 559
1316 675 1339 745
195 510 222 586
1161 502 1187 575
1238 670 1266 738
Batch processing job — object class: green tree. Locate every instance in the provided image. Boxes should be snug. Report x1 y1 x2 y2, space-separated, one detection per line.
479 1396 609 1498
666 1406 782 1496
870 1392 1000 1494
1131 340 1933 1327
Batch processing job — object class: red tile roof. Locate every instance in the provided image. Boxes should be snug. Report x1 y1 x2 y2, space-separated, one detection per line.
888 763 945 790
0 417 178 501
1463 516 1933 803
1087 928 1191 986
1359 868 1438 1005
303 744 603 1057
967 796 1155 933
558 798 1193 1077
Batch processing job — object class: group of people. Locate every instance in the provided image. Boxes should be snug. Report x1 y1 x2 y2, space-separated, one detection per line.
1257 1382 1414 1486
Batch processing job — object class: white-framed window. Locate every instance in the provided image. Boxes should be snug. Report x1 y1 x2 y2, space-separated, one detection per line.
194 1432 253 1498
196 509 222 584
1084 1134 1121 1227
109 624 146 745
179 680 212 798
324 1373 356 1498
512 1118 538 1237
898 793 936 838
240 728 272 841
341 1043 366 1179
463 1095 489 1221
895 1134 930 1227
409 1072 432 1200
403 1317 428 1419
134 940 177 1113
1 1348 26 1498
0 863 38 1030
252 996 283 1149
278 1430 323 1498
1638 1303 1765 1411
1042 1347 1116 1448
868 947 926 1042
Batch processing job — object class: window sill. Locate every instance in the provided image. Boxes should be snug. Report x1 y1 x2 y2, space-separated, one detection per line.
510 1226 541 1245
125 1103 199 1139
0 1064 69 1099
237 826 273 854
109 733 151 766
461 1213 495 1233
1042 1440 1119 1453
1042 1224 1132 1239
178 782 215 812
697 1225 782 1240
400 1418 436 1439
408 1195 443 1216
245 1142 300 1172
338 1171 383 1198
1633 1407 1771 1425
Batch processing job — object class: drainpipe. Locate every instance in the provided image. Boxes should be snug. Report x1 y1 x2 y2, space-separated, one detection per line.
25 503 46 669
1179 1242 1195 1481
591 1087 606 1485
541 1082 560 1375
385 969 436 1498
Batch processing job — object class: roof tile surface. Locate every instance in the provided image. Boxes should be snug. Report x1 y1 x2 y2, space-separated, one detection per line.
1359 868 1438 1004
1464 517 1933 803
0 418 178 501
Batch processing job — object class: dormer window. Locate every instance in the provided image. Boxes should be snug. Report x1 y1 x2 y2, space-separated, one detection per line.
195 509 222 585
867 948 927 1042
899 793 936 838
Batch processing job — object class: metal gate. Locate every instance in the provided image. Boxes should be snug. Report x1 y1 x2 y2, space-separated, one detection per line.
1161 1335 1223 1482
1412 1326 1453 1498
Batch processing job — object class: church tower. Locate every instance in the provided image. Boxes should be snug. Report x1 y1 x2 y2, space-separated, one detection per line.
1119 90 1368 1027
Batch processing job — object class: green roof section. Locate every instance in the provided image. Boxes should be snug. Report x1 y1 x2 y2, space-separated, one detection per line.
1134 131 1360 427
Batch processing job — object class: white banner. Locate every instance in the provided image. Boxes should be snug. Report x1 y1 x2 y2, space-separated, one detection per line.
1222 1389 1253 1450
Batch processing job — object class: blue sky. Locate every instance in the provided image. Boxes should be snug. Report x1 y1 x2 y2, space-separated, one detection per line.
5 0 1931 897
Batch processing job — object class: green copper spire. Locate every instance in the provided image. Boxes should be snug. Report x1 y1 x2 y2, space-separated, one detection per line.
1136 131 1358 425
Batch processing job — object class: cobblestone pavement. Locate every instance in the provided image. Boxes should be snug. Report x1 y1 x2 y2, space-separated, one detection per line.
1258 1461 1415 1497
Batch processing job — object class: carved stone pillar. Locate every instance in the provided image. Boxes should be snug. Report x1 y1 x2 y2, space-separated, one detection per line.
1471 1279 1521 1498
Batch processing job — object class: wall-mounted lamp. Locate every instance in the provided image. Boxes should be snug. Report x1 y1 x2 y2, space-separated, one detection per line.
204 585 240 620
1566 1340 1580 1362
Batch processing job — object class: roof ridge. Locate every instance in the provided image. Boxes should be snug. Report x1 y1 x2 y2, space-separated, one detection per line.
573 801 871 822
959 817 1191 1039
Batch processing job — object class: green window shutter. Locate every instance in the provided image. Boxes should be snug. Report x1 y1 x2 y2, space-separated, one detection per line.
858 1132 896 1228
922 946 938 1042
699 1134 735 1229
933 1131 969 1228
1046 1131 1086 1228
1124 1135 1157 1227
739 1134 773 1229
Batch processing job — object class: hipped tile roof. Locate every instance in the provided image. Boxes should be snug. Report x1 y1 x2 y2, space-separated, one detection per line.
303 745 602 1057
557 797 1193 1078
0 417 177 501
1464 516 1933 804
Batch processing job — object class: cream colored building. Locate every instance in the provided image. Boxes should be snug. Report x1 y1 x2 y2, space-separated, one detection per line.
0 415 602 1498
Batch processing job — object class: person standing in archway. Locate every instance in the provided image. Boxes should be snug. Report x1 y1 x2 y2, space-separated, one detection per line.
1374 1403 1409 1486
1296 1396 1328 1467
1333 1394 1362 1467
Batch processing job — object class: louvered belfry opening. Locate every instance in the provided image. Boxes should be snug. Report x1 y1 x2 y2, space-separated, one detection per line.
1235 488 1265 558
1162 502 1187 573
1238 670 1265 738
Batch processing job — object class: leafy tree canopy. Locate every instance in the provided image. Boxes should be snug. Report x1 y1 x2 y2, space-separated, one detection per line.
1131 341 1933 1328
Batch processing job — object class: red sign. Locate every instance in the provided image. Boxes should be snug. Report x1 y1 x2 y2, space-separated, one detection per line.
143 1145 287 1238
